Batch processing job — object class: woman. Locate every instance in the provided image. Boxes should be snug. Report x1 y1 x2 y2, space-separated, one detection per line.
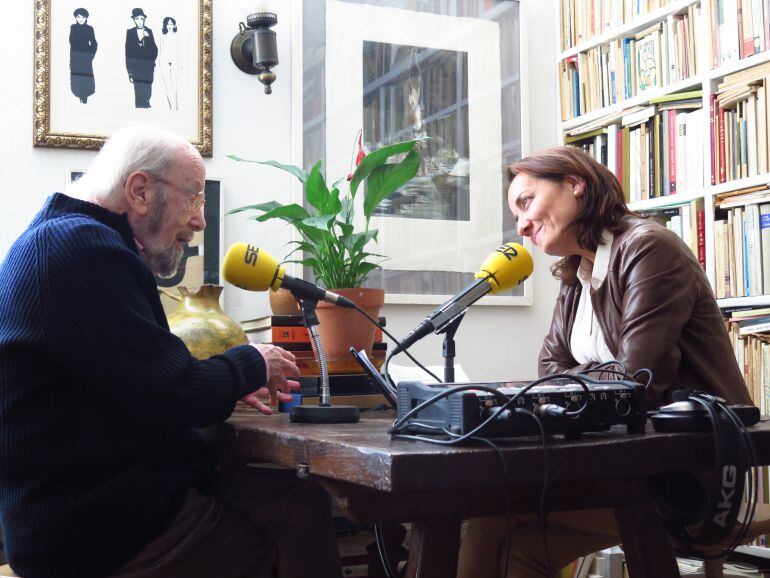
159 16 180 110
69 8 98 104
457 146 753 578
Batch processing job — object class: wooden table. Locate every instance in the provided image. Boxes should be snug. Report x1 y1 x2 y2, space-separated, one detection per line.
221 412 770 578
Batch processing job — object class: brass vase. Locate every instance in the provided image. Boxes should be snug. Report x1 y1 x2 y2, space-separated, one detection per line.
163 285 248 360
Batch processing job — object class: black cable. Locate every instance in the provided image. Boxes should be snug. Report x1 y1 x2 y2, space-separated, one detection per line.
353 303 442 385
373 522 397 578
471 435 513 578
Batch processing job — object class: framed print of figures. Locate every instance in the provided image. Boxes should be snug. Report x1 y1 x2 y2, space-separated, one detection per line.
34 0 212 155
300 0 527 305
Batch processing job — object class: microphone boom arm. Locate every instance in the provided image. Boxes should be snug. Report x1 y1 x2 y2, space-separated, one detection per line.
430 278 490 335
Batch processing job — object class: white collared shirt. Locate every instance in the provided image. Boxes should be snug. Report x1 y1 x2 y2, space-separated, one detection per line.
570 230 615 365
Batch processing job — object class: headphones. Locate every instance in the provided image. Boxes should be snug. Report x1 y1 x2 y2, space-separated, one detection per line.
647 392 756 554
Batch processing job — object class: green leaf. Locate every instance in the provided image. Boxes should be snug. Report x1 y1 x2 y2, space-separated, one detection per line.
364 149 421 218
251 203 310 222
349 139 417 196
305 161 330 210
322 187 343 217
302 214 336 230
228 155 309 183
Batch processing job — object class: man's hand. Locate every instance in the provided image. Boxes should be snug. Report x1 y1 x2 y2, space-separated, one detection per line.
241 344 301 415
240 386 297 415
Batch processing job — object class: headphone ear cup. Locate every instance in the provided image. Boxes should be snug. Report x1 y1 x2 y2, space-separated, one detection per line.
647 471 709 526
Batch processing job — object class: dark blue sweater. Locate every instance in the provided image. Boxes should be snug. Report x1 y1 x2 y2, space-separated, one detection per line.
0 194 267 578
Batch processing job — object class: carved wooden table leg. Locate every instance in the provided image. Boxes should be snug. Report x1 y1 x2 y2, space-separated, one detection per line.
404 517 461 578
614 504 679 578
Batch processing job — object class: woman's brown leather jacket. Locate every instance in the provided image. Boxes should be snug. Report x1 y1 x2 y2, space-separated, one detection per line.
539 216 753 408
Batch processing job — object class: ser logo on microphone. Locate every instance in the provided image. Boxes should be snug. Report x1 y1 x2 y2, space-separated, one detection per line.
244 244 259 267
496 244 519 260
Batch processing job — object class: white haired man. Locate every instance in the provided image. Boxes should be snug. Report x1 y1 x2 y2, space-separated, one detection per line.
0 125 344 578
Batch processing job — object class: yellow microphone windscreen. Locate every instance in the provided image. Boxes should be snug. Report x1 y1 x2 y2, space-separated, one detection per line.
222 243 285 291
475 242 533 293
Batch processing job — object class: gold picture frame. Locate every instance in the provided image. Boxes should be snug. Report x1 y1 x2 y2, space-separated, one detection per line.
33 0 213 156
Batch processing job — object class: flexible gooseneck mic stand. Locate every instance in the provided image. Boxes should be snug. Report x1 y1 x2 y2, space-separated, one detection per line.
289 298 360 423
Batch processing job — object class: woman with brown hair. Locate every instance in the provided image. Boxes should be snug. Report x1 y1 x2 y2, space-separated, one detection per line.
457 146 752 578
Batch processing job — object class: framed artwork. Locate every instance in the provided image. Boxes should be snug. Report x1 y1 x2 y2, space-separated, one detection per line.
34 0 213 155
297 0 528 305
66 172 224 313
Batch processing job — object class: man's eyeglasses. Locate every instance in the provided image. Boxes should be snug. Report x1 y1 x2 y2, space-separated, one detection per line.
145 172 206 213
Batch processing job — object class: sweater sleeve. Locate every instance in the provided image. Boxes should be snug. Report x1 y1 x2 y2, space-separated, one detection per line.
40 219 266 428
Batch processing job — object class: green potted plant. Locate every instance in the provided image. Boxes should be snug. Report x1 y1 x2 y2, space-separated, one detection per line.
227 136 422 372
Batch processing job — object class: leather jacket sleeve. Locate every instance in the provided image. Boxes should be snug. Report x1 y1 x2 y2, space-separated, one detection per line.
608 229 699 402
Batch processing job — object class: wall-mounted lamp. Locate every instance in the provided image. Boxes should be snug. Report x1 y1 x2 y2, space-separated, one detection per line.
230 12 279 94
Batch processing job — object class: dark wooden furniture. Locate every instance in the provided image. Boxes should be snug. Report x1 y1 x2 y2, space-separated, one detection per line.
221 412 770 578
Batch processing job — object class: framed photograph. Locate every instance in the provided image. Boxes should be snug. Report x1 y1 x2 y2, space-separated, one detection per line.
66 172 224 313
296 0 528 305
34 0 212 155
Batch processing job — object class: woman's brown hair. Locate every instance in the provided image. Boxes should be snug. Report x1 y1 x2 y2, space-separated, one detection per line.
507 146 633 285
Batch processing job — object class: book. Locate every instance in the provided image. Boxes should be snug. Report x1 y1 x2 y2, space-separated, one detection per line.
243 315 386 343
299 393 389 409
648 90 703 103
635 25 661 92
761 203 770 292
296 373 386 396
248 324 384 344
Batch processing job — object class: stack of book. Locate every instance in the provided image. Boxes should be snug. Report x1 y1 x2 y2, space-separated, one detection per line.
241 314 387 376
713 187 770 298
292 373 392 410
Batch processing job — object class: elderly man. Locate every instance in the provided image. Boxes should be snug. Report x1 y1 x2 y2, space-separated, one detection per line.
0 125 343 578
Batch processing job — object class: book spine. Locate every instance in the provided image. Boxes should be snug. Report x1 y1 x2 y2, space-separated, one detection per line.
698 208 706 270
760 203 770 292
719 105 727 183
710 93 717 185
666 110 677 195
269 325 384 343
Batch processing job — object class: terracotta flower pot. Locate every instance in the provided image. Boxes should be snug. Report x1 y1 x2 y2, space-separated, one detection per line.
268 287 301 315
314 287 385 374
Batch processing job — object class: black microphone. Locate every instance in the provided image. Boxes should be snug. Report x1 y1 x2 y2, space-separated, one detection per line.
394 243 533 353
222 243 355 308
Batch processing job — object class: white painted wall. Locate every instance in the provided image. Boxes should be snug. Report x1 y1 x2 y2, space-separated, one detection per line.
0 0 560 382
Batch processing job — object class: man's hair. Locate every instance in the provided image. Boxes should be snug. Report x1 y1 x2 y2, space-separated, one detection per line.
506 146 633 285
70 125 196 208
73 8 89 18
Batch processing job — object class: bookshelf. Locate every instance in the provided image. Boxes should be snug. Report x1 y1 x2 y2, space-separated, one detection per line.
557 0 770 310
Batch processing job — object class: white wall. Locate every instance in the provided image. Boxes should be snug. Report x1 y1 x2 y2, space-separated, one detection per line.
0 0 560 383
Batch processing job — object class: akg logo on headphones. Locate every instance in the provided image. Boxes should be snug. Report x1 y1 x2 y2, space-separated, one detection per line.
713 465 738 528
244 244 259 267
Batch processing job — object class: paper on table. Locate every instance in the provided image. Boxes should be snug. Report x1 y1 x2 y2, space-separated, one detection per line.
387 362 471 385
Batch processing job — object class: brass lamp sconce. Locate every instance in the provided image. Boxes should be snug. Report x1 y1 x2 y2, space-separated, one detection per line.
231 12 279 94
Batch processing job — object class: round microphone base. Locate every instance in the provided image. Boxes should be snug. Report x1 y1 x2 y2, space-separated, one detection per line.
289 404 360 424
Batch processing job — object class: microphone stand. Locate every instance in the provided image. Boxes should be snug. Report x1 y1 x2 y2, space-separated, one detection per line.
289 298 360 423
440 313 465 383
